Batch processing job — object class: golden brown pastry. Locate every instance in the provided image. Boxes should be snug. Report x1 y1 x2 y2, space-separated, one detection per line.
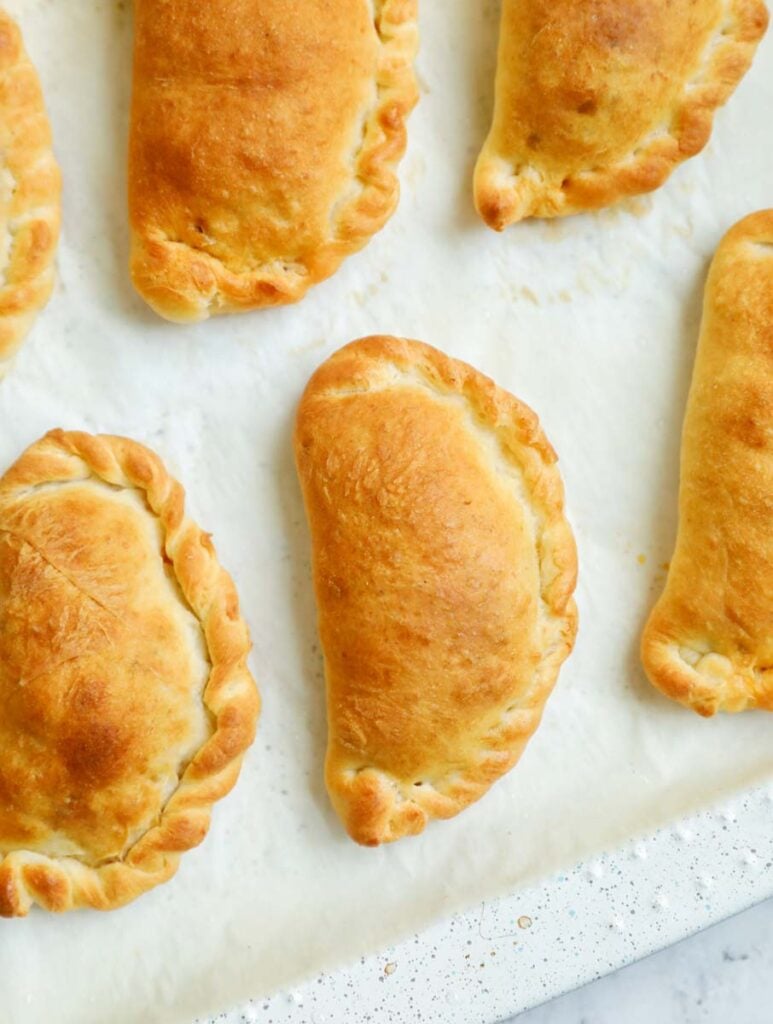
642 211 773 716
295 336 578 845
0 430 260 916
128 0 418 323
474 0 769 229
0 11 61 374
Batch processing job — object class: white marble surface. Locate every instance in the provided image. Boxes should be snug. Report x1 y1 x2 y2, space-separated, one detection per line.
510 899 773 1023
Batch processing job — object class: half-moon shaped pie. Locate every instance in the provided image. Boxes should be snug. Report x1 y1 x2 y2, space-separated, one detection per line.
0 430 260 915
474 0 769 229
641 211 773 716
128 0 418 322
294 336 578 845
0 11 61 375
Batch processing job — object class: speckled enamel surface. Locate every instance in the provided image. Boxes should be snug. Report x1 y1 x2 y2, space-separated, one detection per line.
209 786 773 1023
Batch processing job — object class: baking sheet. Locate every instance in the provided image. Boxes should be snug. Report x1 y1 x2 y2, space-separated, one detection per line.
208 784 773 1023
2 3 772 1023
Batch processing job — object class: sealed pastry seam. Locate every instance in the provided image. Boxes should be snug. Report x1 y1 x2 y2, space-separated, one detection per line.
0 431 260 915
0 12 61 373
130 0 418 321
297 337 578 844
650 641 773 717
475 0 769 227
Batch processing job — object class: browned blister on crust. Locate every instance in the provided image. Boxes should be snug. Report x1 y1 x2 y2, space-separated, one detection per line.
0 11 61 374
129 0 418 322
642 211 773 716
295 336 578 845
475 0 768 228
0 431 260 915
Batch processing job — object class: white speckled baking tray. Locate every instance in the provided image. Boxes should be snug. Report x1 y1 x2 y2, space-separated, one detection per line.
206 784 773 1023
3 3 772 1024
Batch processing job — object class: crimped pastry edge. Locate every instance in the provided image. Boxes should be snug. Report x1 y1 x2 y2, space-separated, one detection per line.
474 0 769 229
0 430 260 915
0 11 61 376
295 336 578 845
641 210 773 717
129 0 419 323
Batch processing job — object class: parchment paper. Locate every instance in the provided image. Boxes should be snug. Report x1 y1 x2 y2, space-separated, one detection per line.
2 3 772 1022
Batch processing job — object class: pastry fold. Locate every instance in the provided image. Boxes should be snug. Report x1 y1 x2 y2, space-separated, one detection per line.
642 211 773 716
129 0 417 322
295 337 578 845
474 0 768 228
0 11 61 374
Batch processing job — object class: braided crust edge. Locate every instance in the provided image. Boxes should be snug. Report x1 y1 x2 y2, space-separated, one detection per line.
0 11 61 375
130 0 418 323
0 430 260 915
296 336 578 845
474 0 769 228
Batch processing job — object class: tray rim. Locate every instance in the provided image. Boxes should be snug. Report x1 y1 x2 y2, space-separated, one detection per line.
204 779 773 1024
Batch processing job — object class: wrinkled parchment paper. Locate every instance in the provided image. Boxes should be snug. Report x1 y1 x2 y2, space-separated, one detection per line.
2 3 772 1022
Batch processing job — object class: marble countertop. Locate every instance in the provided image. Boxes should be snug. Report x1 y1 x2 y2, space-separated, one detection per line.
509 898 773 1023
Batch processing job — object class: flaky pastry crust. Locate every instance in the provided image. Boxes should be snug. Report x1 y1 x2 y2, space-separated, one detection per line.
474 0 768 229
295 337 578 845
0 430 259 916
0 11 61 374
129 0 418 323
641 211 773 716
